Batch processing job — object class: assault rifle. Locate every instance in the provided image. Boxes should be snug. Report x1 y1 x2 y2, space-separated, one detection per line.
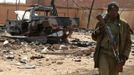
96 15 122 64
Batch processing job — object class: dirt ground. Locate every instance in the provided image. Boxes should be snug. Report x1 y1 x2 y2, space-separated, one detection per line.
0 32 133 75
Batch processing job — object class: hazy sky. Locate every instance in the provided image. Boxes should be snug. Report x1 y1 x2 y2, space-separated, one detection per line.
0 0 26 4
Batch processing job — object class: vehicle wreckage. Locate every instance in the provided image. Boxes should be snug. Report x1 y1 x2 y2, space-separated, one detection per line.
4 0 79 44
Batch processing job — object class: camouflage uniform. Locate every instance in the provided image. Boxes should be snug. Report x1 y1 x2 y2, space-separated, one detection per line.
92 15 132 75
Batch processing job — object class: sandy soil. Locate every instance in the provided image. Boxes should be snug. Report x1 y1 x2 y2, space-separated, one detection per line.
0 32 133 75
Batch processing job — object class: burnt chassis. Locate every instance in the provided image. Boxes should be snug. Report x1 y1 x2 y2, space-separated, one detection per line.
5 5 79 43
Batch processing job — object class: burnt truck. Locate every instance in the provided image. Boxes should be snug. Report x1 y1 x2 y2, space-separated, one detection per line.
5 4 79 43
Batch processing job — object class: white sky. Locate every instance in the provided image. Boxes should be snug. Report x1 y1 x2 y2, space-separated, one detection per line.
0 0 26 4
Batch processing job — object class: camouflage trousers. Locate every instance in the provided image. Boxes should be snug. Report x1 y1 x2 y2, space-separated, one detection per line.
99 53 119 75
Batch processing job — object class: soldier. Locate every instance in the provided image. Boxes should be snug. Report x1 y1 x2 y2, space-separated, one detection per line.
92 3 132 75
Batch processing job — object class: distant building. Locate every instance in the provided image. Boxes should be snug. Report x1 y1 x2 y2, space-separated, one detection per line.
0 0 134 29
0 0 26 4
26 0 49 5
26 0 134 8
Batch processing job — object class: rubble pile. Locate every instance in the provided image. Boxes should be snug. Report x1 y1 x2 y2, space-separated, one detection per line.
0 31 96 70
0 31 133 75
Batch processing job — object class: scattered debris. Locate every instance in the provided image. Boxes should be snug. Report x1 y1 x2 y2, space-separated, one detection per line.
56 61 64 65
73 57 81 62
17 64 36 69
0 29 133 75
30 55 44 60
3 40 9 46
71 38 96 47
19 55 29 64
0 69 3 72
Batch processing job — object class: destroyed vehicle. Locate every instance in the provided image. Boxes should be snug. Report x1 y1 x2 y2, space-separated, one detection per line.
5 5 79 43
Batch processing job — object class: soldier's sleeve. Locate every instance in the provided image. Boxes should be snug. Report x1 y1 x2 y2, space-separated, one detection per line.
123 24 132 59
